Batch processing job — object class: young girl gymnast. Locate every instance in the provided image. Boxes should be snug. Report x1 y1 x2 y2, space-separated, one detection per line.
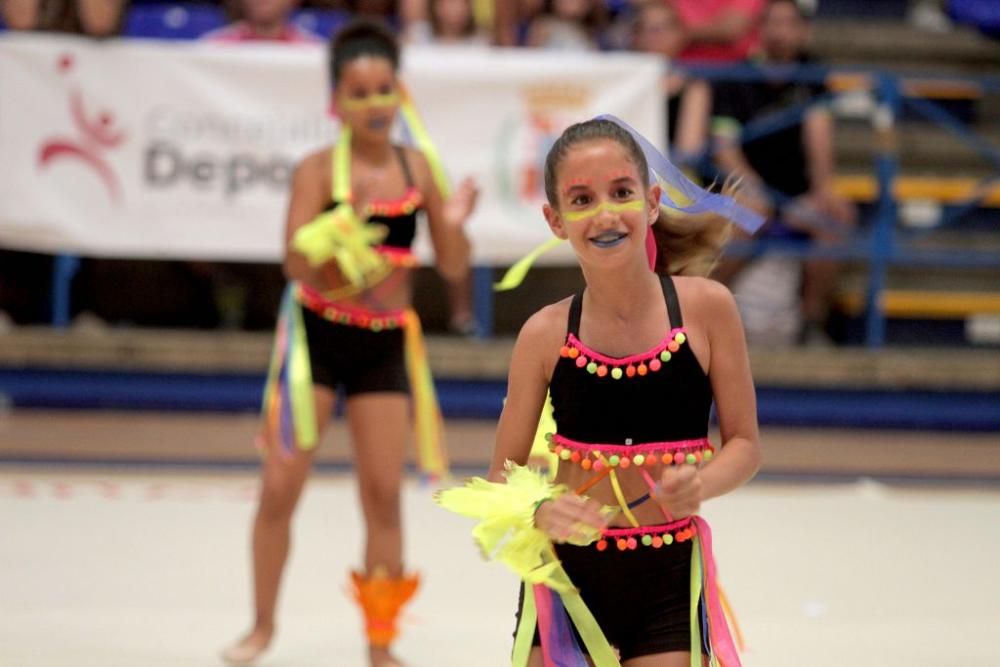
439 116 762 666
223 18 477 667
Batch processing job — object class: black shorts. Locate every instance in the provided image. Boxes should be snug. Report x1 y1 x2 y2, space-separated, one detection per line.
301 306 408 397
514 540 697 660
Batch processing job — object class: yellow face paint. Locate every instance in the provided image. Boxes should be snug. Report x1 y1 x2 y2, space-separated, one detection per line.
562 200 645 224
339 91 400 111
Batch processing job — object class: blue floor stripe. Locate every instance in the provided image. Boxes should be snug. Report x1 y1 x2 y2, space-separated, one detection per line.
1 368 998 431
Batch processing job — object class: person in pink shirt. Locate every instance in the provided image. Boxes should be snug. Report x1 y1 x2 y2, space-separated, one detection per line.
204 0 321 43
672 0 765 62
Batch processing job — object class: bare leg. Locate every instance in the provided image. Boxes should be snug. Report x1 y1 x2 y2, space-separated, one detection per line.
222 386 336 664
528 648 598 666
531 649 705 666
347 392 411 667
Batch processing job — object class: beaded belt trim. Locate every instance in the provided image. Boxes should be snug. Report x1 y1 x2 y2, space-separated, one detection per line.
377 245 419 268
595 517 697 551
548 433 714 471
295 283 407 331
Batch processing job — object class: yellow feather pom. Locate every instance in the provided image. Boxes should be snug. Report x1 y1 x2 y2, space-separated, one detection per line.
436 462 614 593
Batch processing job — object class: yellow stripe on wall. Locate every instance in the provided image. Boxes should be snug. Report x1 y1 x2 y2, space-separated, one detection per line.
838 290 1000 318
834 175 1000 206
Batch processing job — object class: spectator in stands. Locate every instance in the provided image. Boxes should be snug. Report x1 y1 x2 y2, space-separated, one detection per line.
494 0 544 46
402 0 488 45
909 0 954 33
631 1 711 168
673 0 766 62
205 0 320 42
1 0 126 36
345 0 399 20
199 1 322 329
711 0 856 344
524 0 607 50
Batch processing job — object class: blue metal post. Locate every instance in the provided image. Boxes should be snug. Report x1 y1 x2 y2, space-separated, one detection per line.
472 265 494 338
50 254 80 328
865 74 901 348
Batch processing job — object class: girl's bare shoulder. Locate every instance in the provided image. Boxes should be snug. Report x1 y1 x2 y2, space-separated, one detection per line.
516 297 573 353
673 275 743 346
293 146 331 185
673 275 737 314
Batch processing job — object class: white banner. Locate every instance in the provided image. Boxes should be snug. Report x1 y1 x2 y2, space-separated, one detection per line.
0 34 663 264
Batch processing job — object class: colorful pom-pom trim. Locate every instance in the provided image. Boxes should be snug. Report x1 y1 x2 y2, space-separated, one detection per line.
296 283 407 332
559 328 688 380
547 433 714 471
365 186 423 218
594 518 697 552
376 245 420 269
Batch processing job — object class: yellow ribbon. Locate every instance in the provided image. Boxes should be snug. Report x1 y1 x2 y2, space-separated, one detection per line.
260 287 318 453
398 83 451 198
291 203 389 287
494 200 648 292
493 237 565 292
402 308 448 478
529 391 559 478
604 464 641 528
690 536 705 667
438 464 620 666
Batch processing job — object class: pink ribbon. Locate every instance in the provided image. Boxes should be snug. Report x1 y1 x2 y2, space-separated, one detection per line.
645 224 657 270
693 516 741 666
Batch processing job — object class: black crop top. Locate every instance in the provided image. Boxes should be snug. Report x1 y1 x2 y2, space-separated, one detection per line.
549 276 713 445
323 145 422 250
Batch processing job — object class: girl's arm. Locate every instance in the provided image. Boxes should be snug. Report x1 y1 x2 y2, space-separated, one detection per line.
488 305 609 539
408 149 475 283
657 280 760 516
487 309 556 482
282 150 331 284
674 79 711 163
701 280 761 500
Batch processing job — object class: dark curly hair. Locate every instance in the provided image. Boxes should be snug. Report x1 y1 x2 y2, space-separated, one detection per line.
329 18 399 86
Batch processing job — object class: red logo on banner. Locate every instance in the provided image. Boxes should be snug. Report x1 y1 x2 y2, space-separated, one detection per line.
37 53 127 203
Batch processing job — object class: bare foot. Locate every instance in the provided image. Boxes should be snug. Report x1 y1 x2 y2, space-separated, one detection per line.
369 646 405 667
221 626 273 665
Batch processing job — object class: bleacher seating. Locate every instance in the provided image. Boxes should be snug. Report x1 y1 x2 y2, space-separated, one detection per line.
121 3 350 40
123 3 225 40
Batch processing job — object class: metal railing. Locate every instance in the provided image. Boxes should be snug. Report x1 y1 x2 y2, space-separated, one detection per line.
665 62 1000 347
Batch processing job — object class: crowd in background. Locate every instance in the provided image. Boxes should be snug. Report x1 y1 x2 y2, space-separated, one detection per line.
0 0 993 343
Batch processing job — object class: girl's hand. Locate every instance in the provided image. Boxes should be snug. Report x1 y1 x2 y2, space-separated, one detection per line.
534 494 609 545
654 465 703 519
443 176 479 228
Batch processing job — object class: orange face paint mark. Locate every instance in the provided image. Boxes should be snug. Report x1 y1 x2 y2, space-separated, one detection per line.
562 177 593 196
606 169 637 182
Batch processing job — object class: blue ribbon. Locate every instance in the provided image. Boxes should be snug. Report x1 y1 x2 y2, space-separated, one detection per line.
595 114 765 235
